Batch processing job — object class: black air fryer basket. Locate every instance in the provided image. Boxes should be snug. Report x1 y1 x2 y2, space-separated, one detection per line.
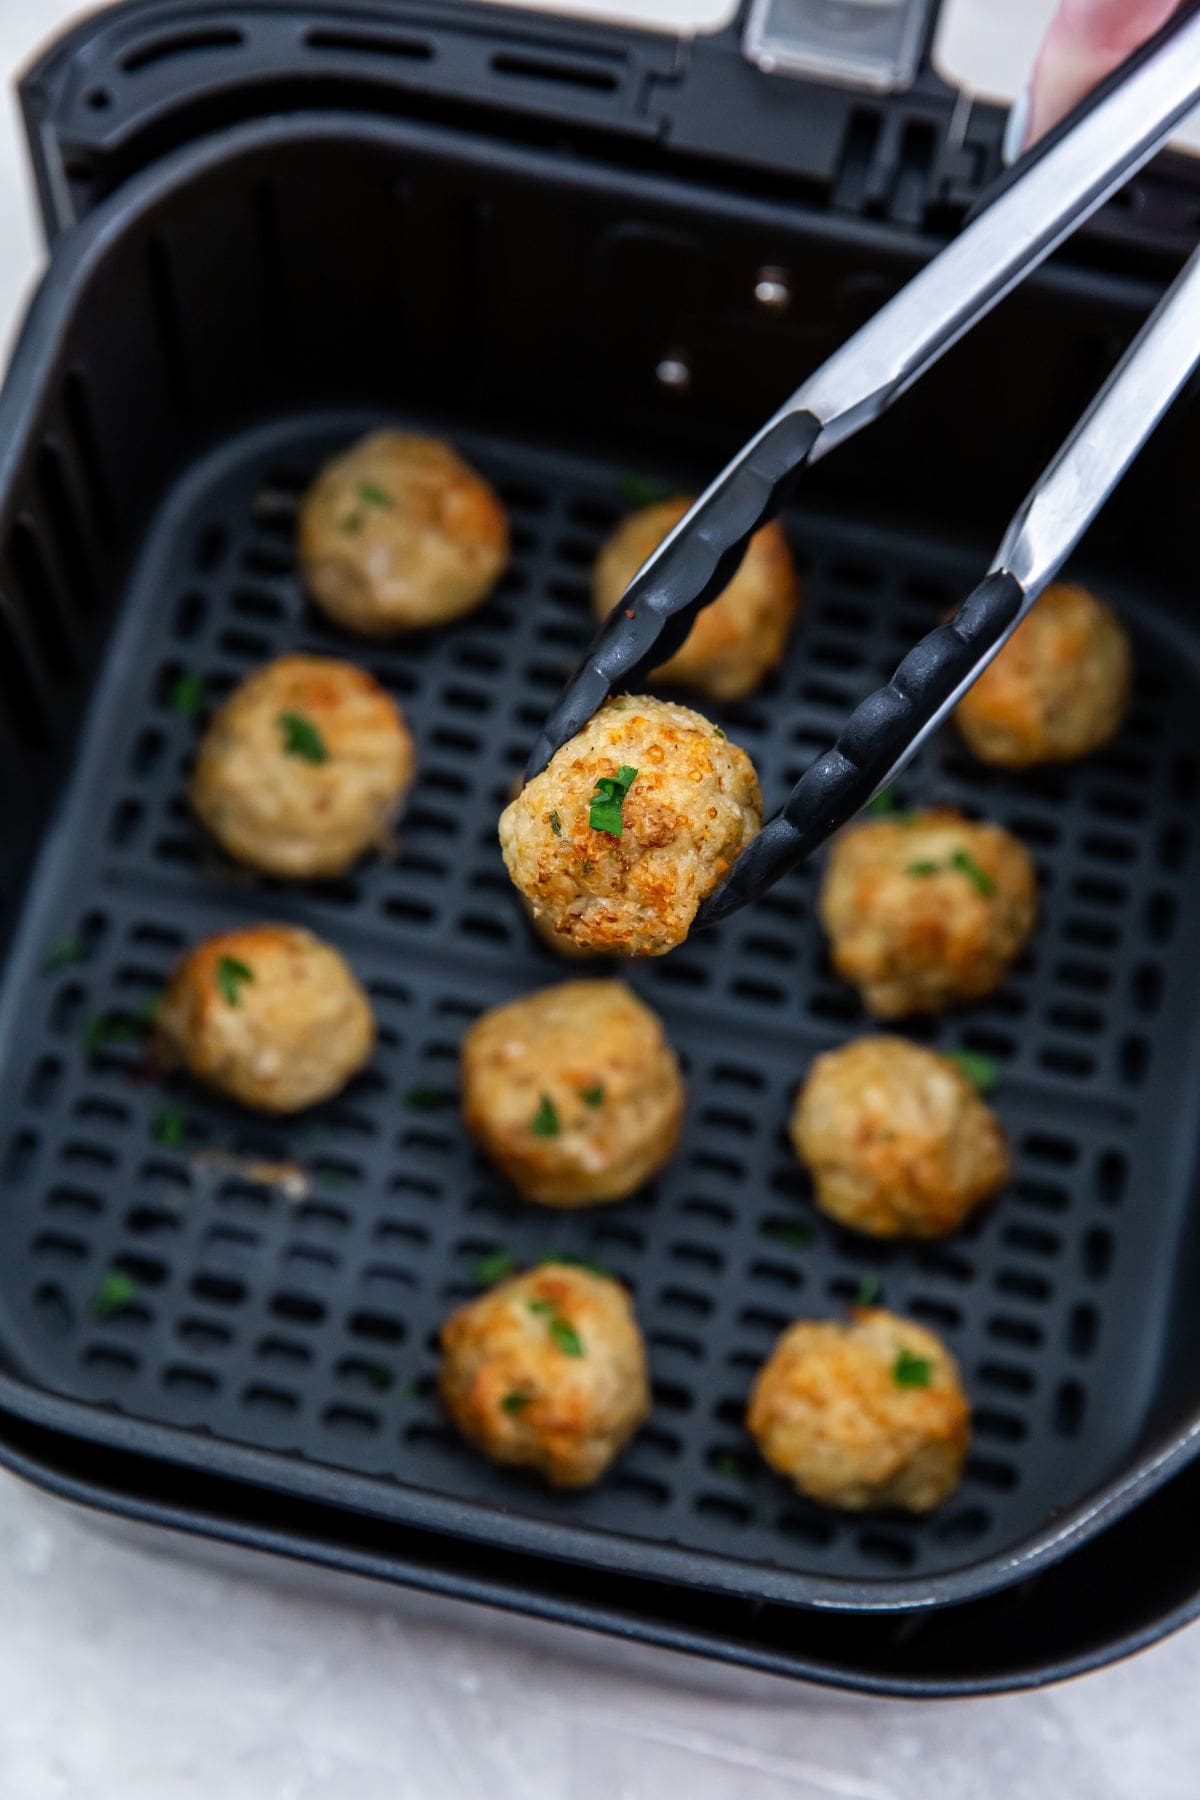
3 0 1200 1695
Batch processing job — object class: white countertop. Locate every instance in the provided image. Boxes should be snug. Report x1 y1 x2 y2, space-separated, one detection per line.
0 4 1197 1795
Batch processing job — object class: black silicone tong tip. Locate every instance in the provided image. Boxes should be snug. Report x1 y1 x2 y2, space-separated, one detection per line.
694 568 1026 928
524 409 822 781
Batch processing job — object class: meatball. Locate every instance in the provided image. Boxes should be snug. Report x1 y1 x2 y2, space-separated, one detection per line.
792 1036 1009 1238
440 1263 651 1486
462 980 684 1205
500 696 762 957
298 431 509 634
191 655 416 878
747 1308 970 1512
592 499 799 701
819 809 1037 1018
157 924 374 1113
955 583 1131 767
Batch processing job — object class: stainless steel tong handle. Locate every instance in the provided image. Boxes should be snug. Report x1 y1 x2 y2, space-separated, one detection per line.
696 235 1200 925
525 0 1200 785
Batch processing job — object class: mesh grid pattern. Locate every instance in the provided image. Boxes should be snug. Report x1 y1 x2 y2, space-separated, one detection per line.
0 412 1197 1583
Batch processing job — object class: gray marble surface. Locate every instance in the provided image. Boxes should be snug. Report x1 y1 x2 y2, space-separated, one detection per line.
0 3 1195 1794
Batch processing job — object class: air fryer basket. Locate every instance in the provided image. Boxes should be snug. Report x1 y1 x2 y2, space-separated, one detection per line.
2 0 1200 1636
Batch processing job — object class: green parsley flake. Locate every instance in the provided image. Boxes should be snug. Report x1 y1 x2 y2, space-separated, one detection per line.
42 933 85 973
404 1086 457 1112
358 480 394 509
855 1273 881 1307
278 711 329 765
216 956 254 1007
906 859 941 877
475 1248 516 1287
135 990 164 1023
502 1390 532 1415
868 788 896 815
84 1015 142 1059
92 1270 137 1319
153 1106 186 1148
615 473 672 508
947 1049 1000 1093
548 810 563 838
530 1094 560 1137
548 1317 584 1357
581 1084 605 1108
763 1221 810 1248
169 671 207 716
527 1298 555 1317
713 1452 741 1479
894 1348 933 1389
712 725 727 741
951 848 997 896
589 764 638 838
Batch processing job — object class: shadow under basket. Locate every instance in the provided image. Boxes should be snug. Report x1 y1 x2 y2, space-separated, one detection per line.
1 55 1200 1678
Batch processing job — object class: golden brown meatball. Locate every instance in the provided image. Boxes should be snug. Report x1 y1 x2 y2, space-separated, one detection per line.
791 1036 1008 1238
157 925 374 1113
440 1263 651 1486
191 655 416 878
298 431 509 634
500 696 761 958
747 1308 970 1512
592 499 800 702
462 981 684 1206
955 583 1131 767
819 809 1037 1019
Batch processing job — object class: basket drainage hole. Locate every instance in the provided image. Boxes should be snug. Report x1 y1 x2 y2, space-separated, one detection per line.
856 1532 915 1569
32 1282 74 1337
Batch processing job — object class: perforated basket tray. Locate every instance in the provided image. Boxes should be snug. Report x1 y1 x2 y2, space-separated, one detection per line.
2 394 1200 1602
0 13 1199 1628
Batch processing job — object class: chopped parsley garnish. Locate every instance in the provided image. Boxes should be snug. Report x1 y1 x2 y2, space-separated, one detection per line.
762 1221 810 1248
358 480 393 509
84 1008 153 1058
894 1348 933 1389
475 1248 516 1287
315 1163 353 1190
868 787 896 815
278 710 329 765
855 1273 881 1307
404 1086 457 1112
153 1106 186 1148
502 1390 532 1414
907 849 996 895
42 933 85 973
92 1270 137 1319
589 764 638 838
548 809 563 838
713 1452 741 1480
615 473 671 508
530 1094 560 1137
526 1299 584 1355
951 848 997 896
947 1050 1000 1093
216 956 254 1006
169 670 207 716
712 725 727 741
135 989 164 1023
548 1317 584 1357
581 1084 605 1108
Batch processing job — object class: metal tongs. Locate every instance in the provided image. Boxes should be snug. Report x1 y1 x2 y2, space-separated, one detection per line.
525 0 1200 928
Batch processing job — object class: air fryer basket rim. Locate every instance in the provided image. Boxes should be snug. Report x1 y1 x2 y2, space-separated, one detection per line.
5 1402 1200 1700
0 106 1198 1618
